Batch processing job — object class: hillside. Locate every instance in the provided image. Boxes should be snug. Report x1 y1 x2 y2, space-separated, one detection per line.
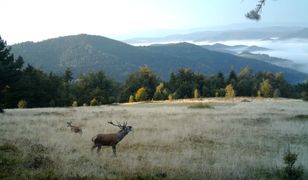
201 43 270 54
11 34 307 83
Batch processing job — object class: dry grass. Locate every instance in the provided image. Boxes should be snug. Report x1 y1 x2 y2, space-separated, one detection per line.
0 98 308 179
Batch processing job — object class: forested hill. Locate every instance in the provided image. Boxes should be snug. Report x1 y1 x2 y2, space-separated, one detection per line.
11 34 307 83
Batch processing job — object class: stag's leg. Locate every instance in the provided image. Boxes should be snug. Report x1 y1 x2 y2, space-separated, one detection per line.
91 145 97 152
112 146 117 157
97 146 102 153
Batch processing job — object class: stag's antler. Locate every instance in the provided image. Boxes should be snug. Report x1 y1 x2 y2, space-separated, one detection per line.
108 121 122 128
108 121 127 128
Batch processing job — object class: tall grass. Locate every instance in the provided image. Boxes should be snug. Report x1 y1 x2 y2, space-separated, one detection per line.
0 98 307 179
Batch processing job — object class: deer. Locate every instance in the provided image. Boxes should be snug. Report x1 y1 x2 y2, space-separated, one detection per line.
66 121 82 134
91 121 132 156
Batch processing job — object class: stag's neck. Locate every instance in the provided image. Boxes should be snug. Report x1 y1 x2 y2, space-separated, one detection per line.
117 130 129 142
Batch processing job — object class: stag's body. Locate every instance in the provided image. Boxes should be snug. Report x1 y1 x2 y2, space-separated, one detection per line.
91 122 132 156
67 122 82 134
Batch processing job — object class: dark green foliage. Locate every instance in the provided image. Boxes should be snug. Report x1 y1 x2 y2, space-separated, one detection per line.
227 69 237 85
74 71 119 105
120 66 159 102
167 68 204 99
0 36 24 108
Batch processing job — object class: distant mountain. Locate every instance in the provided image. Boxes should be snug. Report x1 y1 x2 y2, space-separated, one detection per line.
11 34 307 83
238 51 297 69
282 28 308 39
201 43 270 54
125 27 306 45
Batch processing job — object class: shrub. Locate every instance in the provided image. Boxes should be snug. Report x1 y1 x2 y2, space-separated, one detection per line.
257 90 261 97
188 103 214 109
225 84 236 98
301 92 308 101
135 87 147 102
90 98 98 106
153 83 167 100
294 114 308 119
273 89 281 98
260 79 272 97
168 94 173 101
17 100 27 108
129 95 134 103
194 89 200 99
72 101 78 107
280 149 303 180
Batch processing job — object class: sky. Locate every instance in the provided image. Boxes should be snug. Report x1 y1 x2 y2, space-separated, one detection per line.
1 0 308 44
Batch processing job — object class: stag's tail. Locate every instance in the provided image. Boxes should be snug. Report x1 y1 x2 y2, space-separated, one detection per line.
91 135 97 142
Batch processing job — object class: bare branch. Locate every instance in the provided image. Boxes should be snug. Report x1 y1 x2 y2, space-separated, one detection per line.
246 0 266 21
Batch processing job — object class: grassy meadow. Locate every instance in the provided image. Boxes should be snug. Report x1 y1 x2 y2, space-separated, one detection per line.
1 98 308 179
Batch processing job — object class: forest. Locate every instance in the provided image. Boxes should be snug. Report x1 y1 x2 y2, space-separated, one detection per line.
1 36 308 109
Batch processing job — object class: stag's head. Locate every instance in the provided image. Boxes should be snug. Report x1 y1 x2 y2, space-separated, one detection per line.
108 121 132 133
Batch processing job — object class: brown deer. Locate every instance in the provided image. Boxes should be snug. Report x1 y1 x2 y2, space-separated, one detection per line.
91 121 132 156
67 121 82 134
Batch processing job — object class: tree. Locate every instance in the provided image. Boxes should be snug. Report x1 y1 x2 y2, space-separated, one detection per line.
246 0 266 21
194 89 200 98
273 89 281 98
167 68 204 99
135 87 147 102
0 36 23 108
227 69 237 85
17 99 27 108
260 79 272 97
63 68 73 83
90 98 98 106
61 68 74 106
129 95 135 103
237 67 255 96
120 66 159 102
74 71 119 105
225 84 236 98
153 83 168 100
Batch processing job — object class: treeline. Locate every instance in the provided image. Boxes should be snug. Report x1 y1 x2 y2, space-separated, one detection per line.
1 37 308 109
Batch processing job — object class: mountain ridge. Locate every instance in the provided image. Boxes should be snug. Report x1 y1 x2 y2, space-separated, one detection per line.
11 34 307 83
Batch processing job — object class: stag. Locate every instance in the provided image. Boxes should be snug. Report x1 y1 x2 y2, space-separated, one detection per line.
91 121 132 156
67 121 82 134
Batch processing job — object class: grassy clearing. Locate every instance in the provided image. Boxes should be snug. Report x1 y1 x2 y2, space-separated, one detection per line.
0 98 308 179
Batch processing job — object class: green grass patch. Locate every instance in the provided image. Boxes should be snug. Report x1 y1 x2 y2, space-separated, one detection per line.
295 114 308 119
188 103 214 109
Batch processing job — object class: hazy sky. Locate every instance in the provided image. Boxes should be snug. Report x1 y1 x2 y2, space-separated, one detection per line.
2 0 308 44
